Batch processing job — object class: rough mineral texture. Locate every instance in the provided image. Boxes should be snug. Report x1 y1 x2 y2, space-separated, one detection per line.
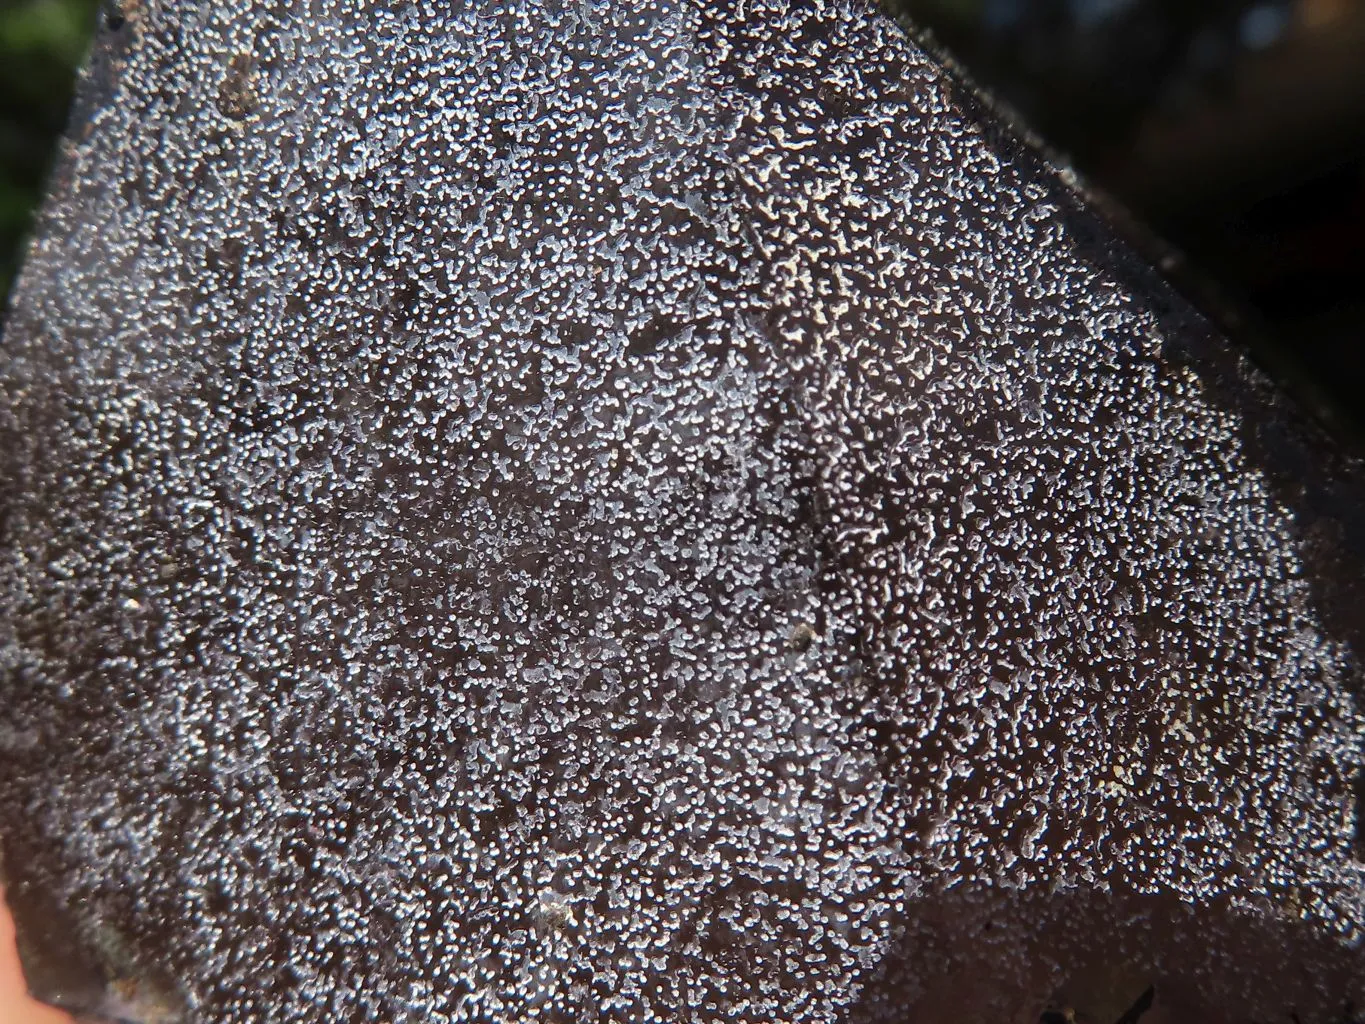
2 1 1365 1022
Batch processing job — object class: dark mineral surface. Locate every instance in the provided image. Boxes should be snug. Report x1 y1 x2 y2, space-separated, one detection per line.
2 1 1365 1022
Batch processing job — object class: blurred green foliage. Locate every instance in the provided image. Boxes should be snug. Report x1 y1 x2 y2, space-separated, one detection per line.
0 0 100 305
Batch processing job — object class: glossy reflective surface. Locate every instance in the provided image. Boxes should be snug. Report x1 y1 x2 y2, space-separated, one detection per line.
1 2 1364 1022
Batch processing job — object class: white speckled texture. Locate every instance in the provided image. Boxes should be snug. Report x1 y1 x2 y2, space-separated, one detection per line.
2 1 1364 1022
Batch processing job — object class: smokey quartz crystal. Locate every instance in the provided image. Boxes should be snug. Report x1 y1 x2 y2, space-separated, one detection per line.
2 1 1365 1022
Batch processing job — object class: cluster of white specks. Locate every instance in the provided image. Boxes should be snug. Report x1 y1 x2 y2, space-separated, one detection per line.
2 0 1365 1021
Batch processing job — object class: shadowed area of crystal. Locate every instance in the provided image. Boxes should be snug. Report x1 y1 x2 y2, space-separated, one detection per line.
1 877 185 1023
1 1 1364 1022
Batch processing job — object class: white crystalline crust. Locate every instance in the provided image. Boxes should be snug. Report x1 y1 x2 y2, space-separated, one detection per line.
1 1 1364 1022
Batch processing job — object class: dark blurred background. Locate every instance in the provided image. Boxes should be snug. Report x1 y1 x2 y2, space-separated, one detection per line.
891 0 1365 436
0 0 97 300
1 0 1364 430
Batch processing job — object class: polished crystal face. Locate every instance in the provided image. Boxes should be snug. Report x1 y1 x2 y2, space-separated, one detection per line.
1 2 1363 1022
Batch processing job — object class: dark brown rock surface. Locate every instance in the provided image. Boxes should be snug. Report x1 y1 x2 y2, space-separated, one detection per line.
2 1 1364 1022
